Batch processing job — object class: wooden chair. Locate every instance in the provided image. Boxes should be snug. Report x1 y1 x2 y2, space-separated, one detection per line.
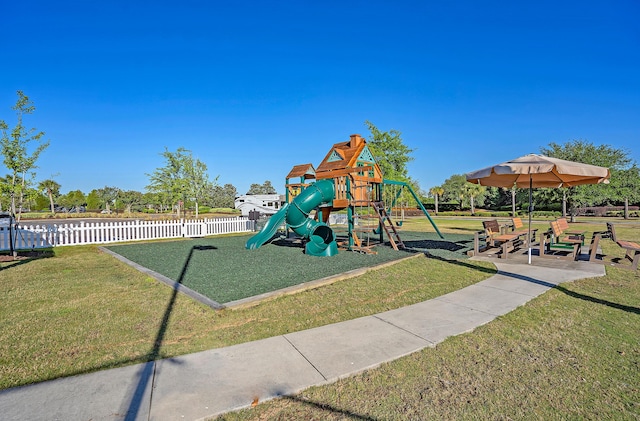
539 220 581 260
556 217 586 245
603 222 640 271
510 217 538 244
481 219 524 259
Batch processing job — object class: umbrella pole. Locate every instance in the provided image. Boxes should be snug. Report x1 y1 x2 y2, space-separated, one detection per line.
528 175 533 264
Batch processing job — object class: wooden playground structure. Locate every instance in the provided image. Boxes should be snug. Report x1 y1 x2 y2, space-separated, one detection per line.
284 134 442 254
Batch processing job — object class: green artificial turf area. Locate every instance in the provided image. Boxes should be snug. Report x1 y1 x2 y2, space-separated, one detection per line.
105 231 475 304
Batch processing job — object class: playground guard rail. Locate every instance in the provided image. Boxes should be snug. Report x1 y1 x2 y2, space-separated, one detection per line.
0 217 255 251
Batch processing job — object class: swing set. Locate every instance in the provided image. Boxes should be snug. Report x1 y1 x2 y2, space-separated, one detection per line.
381 179 442 235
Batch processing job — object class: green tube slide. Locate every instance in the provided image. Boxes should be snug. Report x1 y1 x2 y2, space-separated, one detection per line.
245 179 339 257
245 203 290 250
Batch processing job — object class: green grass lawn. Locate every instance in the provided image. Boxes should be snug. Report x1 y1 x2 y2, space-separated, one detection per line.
218 264 639 420
1 216 638 419
0 225 493 390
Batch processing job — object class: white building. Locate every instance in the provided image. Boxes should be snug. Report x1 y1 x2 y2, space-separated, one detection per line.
234 194 286 217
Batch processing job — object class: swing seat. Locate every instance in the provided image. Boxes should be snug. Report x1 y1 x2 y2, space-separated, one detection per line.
396 221 403 227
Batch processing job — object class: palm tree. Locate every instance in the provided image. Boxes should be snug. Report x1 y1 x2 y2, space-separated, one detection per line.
429 186 444 214
510 186 517 217
38 179 60 213
465 184 485 215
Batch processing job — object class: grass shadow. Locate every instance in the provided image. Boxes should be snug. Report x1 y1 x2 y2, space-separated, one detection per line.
121 244 217 420
0 249 55 271
403 239 466 253
498 270 640 315
425 253 498 275
281 395 379 420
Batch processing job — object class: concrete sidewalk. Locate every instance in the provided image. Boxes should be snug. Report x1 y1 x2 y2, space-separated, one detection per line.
0 257 605 421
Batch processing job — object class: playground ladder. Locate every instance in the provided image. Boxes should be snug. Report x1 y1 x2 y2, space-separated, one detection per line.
372 202 405 251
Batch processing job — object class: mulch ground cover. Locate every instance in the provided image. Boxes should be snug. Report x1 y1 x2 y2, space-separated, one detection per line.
0 249 54 262
105 231 474 304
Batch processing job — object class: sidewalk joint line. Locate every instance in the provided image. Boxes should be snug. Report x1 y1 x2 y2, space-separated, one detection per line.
474 281 548 297
147 361 158 421
432 297 503 316
282 335 328 381
372 315 435 345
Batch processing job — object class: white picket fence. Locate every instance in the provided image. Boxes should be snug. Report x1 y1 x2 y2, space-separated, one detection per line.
0 217 255 250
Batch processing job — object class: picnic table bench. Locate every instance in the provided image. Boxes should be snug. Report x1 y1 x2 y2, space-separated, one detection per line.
556 217 586 245
538 220 582 260
589 223 640 271
474 219 525 259
509 217 538 244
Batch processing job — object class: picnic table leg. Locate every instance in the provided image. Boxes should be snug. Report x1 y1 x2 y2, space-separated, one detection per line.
631 252 640 271
474 231 479 256
539 234 554 258
589 234 601 262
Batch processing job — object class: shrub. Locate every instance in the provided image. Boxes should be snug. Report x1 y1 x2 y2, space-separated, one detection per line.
532 211 561 218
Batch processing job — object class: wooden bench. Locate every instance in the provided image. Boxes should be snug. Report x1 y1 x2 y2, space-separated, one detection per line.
480 219 525 259
539 220 581 260
510 217 538 244
601 223 640 271
556 217 586 245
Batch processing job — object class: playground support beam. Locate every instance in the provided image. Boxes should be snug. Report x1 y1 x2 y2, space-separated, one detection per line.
382 179 444 239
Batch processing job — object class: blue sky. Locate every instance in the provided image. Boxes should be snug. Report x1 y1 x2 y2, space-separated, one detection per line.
2 1 639 196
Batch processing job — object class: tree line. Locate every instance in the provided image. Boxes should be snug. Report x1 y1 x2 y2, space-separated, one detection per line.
430 141 640 218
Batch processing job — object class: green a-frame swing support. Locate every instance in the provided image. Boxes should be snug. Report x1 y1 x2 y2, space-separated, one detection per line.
382 179 444 239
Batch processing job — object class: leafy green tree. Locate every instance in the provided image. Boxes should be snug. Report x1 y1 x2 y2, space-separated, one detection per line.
0 174 11 212
86 190 101 210
509 186 518 216
247 180 277 195
32 190 49 211
38 179 61 213
146 147 216 217
208 183 237 208
402 177 426 205
147 190 171 213
146 148 185 215
540 140 637 218
441 174 468 210
118 190 143 213
58 190 86 211
464 183 486 215
141 192 158 212
0 91 50 221
477 186 505 212
94 186 119 212
19 185 40 212
186 157 218 217
610 165 640 219
364 120 414 181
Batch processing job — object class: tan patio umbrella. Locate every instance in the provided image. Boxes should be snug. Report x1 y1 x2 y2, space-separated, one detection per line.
466 154 610 263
